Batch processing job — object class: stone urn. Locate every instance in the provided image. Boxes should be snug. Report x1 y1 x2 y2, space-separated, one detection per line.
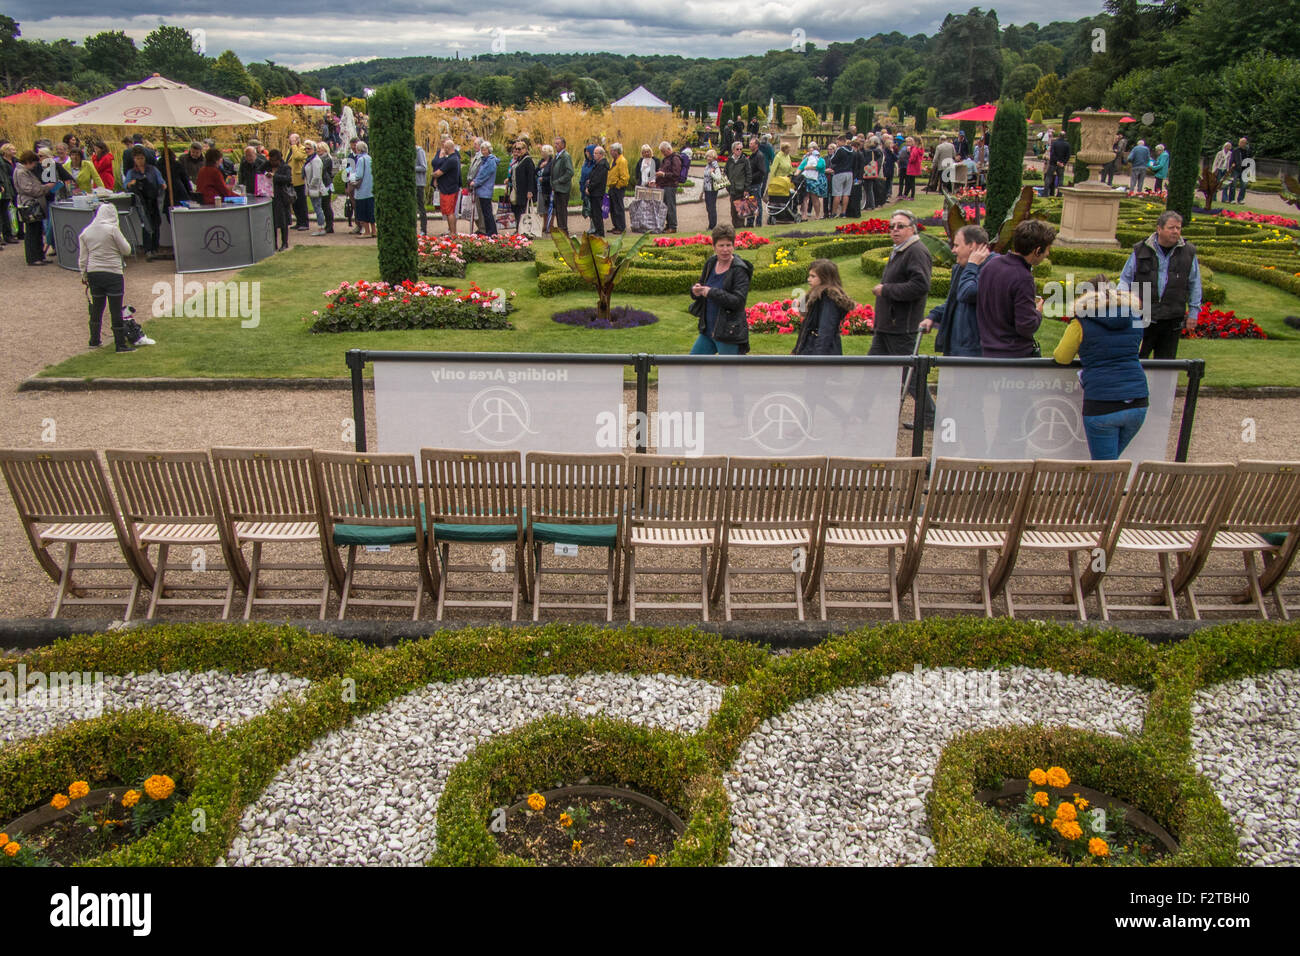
1057 109 1125 248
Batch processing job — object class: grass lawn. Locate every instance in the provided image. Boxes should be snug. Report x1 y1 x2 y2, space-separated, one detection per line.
38 198 1300 387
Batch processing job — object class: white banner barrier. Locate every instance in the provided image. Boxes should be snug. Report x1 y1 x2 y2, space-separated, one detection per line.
656 364 903 457
373 360 626 456
931 365 1179 464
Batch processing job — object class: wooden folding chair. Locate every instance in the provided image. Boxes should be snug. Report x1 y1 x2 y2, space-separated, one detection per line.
1185 461 1300 619
897 458 1033 619
1004 459 1130 621
421 448 526 621
1084 461 1235 620
313 451 431 620
625 455 729 622
525 452 628 622
0 448 152 619
106 450 247 620
715 456 826 621
804 457 925 621
211 447 341 620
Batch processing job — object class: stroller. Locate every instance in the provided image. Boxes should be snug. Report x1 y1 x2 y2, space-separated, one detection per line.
766 172 806 224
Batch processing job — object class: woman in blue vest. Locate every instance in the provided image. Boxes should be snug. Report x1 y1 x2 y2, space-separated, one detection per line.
1053 275 1147 460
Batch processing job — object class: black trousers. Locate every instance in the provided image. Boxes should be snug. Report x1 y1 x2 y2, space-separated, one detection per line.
703 190 718 229
416 185 428 233
293 184 309 228
87 271 125 347
588 193 604 235
552 190 569 233
870 329 934 422
1140 319 1183 360
273 198 292 248
608 187 625 232
847 182 862 217
24 217 45 263
478 196 497 235
0 197 14 242
324 193 335 232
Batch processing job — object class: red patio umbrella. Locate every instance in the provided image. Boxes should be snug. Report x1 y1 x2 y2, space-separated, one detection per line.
0 88 77 106
271 93 330 107
435 96 489 109
941 103 997 122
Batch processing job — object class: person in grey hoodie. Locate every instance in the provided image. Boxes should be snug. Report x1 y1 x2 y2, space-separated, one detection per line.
78 203 136 352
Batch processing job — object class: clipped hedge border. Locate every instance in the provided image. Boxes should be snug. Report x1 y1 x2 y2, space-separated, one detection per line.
430 715 726 867
0 709 205 865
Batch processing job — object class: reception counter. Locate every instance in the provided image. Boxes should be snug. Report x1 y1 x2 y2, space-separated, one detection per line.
50 197 154 272
170 200 275 274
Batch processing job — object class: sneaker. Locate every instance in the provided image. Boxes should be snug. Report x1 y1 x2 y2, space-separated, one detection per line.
311 230 327 236
115 344 137 353
133 335 157 346
89 339 102 348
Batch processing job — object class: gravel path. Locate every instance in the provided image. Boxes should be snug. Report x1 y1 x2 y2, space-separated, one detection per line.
1191 669 1300 866
725 666 1148 866
0 668 311 745
224 672 725 866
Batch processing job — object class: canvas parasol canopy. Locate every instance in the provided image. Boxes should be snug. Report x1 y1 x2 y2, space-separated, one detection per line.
435 96 488 109
37 74 277 211
941 103 998 122
1068 109 1136 123
272 93 330 107
1 88 78 106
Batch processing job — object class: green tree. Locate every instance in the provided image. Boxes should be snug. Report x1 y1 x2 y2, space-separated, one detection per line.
726 68 752 104
915 104 928 132
210 50 258 101
926 7 1004 112
82 31 138 84
1002 63 1042 101
575 77 607 110
856 103 874 131
832 58 879 110
141 24 209 86
369 83 418 285
328 86 345 115
476 75 514 105
985 99 1027 234
1024 72 1061 119
1059 67 1107 111
1026 42 1062 75
891 66 928 122
1168 0 1300 76
1167 105 1205 222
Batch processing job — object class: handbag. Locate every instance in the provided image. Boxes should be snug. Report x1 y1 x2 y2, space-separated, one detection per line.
254 173 273 199
17 200 43 223
518 203 543 237
456 190 476 221
733 194 758 219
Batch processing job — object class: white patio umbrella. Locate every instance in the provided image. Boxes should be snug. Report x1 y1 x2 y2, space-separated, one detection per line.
37 74 277 209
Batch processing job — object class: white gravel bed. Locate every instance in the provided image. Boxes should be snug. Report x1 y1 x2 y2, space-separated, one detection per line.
0 669 312 745
726 666 1148 866
1191 669 1300 866
224 673 725 867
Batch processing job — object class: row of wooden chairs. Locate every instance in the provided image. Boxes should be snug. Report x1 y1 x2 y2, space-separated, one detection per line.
2 448 1298 623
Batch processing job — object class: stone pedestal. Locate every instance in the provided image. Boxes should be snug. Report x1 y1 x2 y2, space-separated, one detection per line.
1056 186 1123 248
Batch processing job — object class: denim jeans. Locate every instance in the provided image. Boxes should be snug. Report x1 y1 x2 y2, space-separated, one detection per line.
1130 168 1146 193
703 189 717 230
1083 406 1147 460
690 334 743 355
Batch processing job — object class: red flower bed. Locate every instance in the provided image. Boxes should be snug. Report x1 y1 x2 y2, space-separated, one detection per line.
1218 209 1299 228
745 299 875 335
834 218 890 235
1182 303 1267 339
653 231 769 248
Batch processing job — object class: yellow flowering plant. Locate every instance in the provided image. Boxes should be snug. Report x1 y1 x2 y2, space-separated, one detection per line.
527 793 546 812
1006 766 1141 865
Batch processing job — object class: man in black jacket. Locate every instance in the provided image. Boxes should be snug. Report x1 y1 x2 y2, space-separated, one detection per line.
1045 131 1071 197
746 136 768 228
586 146 609 237
871 210 934 421
551 137 574 234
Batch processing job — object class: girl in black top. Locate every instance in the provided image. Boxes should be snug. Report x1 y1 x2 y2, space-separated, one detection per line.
793 259 850 355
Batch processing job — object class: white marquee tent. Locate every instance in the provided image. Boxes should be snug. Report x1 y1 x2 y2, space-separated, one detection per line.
611 86 671 109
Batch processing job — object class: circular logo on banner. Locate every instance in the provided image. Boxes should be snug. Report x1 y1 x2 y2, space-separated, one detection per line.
1017 396 1087 453
189 105 217 119
203 225 232 254
462 387 538 446
123 107 152 120
71 108 96 119
263 218 274 246
742 392 815 453
61 225 77 253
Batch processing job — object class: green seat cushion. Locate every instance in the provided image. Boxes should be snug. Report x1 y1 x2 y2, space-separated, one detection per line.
1262 532 1288 548
433 522 520 543
332 522 418 546
532 522 619 547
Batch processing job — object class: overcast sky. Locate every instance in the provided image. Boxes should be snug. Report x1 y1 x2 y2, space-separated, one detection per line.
11 3 1105 72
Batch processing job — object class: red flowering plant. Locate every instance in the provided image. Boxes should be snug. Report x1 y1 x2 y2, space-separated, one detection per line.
841 304 875 334
654 231 769 248
746 299 875 335
418 233 534 278
1181 303 1267 339
834 218 890 235
1217 209 1299 229
307 279 514 333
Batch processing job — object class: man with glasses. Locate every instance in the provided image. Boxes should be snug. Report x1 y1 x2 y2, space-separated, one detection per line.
871 210 934 419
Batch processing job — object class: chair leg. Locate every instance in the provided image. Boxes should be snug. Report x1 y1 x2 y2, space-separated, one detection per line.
722 550 733 622
243 541 262 620
338 546 356 620
318 569 331 621
411 554 424 621
627 546 637 622
510 546 520 622
435 542 449 621
818 564 828 622
125 547 143 623
793 567 805 622
1096 576 1110 622
51 542 76 618
220 575 234 621
979 549 993 617
605 547 615 622
888 548 901 621
1159 553 1179 620
912 576 922 621
700 546 710 623
532 542 543 622
147 543 169 619
1244 551 1268 618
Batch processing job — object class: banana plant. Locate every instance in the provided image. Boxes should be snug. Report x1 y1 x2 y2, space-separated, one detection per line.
549 229 651 321
1281 174 1300 214
992 185 1045 253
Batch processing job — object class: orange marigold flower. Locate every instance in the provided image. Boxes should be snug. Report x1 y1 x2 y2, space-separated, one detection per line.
0 833 8 846
527 793 546 812
68 781 90 800
1056 801 1078 822
1029 768 1048 786
1033 790 1050 807
143 775 175 801
51 793 70 810
571 839 583 852
1074 796 1089 810
559 813 573 828
3 842 18 857
1032 814 1045 824
1052 819 1083 841
121 790 141 809
1045 766 1070 788
625 838 636 846
644 854 658 866
1089 838 1110 857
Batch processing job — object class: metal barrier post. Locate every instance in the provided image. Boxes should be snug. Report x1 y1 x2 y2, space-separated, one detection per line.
911 355 933 458
1175 359 1205 462
634 354 651 455
346 349 368 452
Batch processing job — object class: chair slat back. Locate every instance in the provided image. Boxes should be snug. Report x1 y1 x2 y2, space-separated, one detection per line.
1023 459 1130 535
822 457 925 532
211 447 319 523
1218 461 1300 533
630 455 729 529
525 452 627 524
725 457 826 529
922 459 1034 531
106 450 220 526
0 449 117 524
421 449 523 527
1116 461 1235 532
313 451 422 529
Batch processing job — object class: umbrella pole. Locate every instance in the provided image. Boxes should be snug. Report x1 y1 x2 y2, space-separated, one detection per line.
162 127 175 210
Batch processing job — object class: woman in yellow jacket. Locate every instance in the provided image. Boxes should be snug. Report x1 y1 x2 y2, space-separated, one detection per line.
607 142 630 234
66 147 104 193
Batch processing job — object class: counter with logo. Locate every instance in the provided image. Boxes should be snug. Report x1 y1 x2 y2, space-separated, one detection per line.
169 200 275 274
49 196 157 271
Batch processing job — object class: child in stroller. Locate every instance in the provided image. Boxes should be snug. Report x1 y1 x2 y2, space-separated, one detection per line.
766 171 807 224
